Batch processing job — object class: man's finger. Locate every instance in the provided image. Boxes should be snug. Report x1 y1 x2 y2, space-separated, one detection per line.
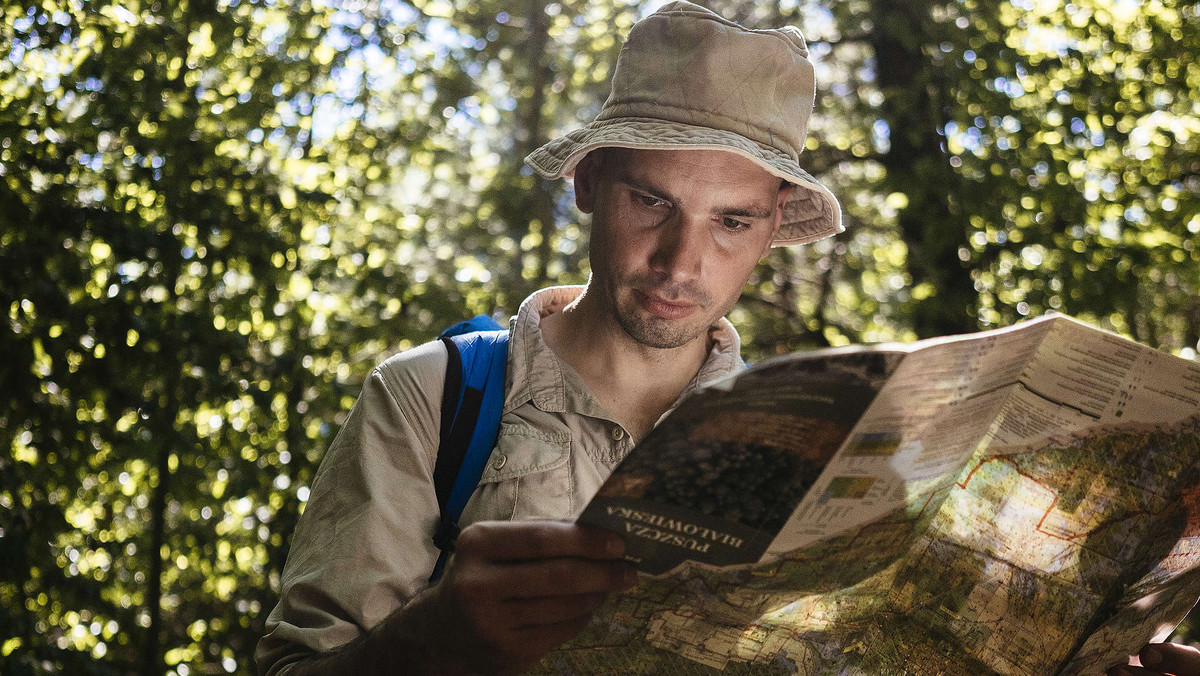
512 614 596 653
498 558 636 598
457 520 626 562
1140 642 1200 674
506 592 609 628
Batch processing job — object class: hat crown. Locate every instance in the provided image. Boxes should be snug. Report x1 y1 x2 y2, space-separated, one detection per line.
598 1 816 163
523 0 843 246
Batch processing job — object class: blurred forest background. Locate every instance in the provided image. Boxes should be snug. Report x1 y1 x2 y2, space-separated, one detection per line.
2 0 1199 673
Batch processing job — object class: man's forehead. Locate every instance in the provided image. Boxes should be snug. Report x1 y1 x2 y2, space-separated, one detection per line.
603 147 781 186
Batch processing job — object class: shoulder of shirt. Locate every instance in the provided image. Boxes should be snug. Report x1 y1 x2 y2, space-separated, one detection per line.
374 338 449 385
367 339 450 447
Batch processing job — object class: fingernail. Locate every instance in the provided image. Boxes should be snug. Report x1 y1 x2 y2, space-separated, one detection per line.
624 567 638 587
608 537 626 557
1142 645 1162 666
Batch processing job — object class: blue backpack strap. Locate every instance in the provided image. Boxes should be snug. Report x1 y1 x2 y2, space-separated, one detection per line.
442 314 506 338
429 315 508 582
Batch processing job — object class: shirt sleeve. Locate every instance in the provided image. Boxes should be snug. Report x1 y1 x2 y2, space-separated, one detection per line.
255 340 447 676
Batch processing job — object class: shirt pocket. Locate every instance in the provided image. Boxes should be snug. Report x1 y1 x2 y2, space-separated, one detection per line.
458 424 572 524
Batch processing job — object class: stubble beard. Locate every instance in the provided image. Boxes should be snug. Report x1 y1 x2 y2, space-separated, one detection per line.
613 307 697 349
610 276 721 350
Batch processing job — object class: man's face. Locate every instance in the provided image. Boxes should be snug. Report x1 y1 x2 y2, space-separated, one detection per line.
574 148 787 350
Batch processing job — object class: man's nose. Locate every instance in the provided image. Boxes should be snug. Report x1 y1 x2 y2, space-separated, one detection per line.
648 212 706 282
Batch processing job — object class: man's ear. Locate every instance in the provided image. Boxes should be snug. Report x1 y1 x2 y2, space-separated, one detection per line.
572 151 600 214
762 183 792 258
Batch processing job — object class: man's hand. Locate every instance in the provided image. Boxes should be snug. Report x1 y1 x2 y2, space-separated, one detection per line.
285 519 635 676
418 519 637 675
1107 642 1200 675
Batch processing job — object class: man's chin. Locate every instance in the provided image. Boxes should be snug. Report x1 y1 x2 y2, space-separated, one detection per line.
615 312 705 350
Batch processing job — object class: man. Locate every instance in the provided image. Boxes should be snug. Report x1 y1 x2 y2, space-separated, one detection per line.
256 3 1198 675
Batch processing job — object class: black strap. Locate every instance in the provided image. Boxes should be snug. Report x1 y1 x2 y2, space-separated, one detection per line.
437 337 462 450
434 386 484 511
432 338 463 513
432 515 460 555
429 332 503 571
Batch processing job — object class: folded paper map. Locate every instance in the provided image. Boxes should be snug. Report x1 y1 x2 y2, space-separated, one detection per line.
540 314 1200 675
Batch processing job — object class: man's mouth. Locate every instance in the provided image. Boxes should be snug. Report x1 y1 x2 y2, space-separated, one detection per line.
633 289 699 320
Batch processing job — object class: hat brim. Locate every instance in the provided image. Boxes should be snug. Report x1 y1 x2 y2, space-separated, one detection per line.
525 117 843 247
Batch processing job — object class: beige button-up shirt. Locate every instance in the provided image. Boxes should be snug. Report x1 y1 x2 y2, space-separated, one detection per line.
256 286 745 675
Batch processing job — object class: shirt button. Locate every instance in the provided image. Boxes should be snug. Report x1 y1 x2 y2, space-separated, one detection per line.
492 454 507 470
610 426 625 441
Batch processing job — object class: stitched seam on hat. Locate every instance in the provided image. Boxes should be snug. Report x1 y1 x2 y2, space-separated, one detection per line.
534 130 803 176
532 129 835 204
541 135 798 166
595 107 800 154
531 134 836 213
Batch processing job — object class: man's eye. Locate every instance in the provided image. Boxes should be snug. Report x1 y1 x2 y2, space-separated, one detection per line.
722 217 751 231
635 193 666 208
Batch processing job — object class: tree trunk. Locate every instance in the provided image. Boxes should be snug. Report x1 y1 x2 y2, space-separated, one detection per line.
142 12 197 668
270 322 307 581
141 264 181 676
521 0 556 291
775 247 799 352
868 1 976 338
812 233 852 349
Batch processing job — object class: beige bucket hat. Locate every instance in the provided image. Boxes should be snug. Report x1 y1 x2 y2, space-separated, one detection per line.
525 1 842 246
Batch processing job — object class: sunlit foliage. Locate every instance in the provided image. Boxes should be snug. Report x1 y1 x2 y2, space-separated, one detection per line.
2 0 1197 674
